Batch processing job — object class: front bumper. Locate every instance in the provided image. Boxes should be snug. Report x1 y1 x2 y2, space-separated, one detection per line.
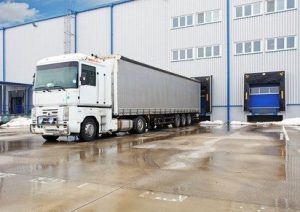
30 124 70 136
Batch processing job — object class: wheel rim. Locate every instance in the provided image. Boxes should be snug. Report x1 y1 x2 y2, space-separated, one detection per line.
85 123 95 137
137 119 144 131
175 116 180 126
182 115 186 125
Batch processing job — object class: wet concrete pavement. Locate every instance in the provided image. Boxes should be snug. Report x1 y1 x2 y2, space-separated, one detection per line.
0 125 299 211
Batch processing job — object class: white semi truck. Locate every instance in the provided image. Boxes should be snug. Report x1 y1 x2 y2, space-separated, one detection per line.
30 54 201 141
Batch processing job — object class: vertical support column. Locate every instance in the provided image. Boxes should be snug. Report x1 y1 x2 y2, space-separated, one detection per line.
110 4 114 55
74 12 77 53
3 85 6 115
2 29 6 115
2 28 5 82
226 0 231 124
0 85 2 114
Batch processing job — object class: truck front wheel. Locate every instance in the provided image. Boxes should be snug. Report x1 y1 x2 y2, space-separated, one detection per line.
42 135 59 141
79 117 97 141
131 116 146 134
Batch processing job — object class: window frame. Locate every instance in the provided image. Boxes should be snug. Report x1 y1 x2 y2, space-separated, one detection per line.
234 1 262 19
266 35 297 52
235 40 263 55
266 0 297 14
171 14 194 29
196 9 222 25
81 64 96 86
171 48 194 62
196 45 222 59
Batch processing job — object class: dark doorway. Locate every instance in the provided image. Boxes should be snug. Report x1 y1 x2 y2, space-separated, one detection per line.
193 76 212 121
9 90 25 114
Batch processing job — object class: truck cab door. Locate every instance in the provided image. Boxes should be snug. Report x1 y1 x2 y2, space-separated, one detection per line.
79 64 98 104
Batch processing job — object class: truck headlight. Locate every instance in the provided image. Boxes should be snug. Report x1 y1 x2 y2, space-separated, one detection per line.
31 107 36 119
63 107 69 121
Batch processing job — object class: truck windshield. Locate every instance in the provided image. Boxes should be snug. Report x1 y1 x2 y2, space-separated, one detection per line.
35 62 78 90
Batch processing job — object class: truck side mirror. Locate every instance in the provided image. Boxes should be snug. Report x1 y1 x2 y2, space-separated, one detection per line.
32 73 35 85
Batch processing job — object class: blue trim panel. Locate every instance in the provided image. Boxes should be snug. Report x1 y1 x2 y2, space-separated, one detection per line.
74 12 78 53
213 105 243 108
226 0 231 124
110 5 114 54
1 0 133 30
2 29 5 82
0 81 33 86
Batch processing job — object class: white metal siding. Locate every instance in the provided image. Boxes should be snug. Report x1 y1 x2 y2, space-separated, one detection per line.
77 8 111 56
1 0 299 121
114 0 227 106
5 18 65 84
231 2 300 106
0 30 3 81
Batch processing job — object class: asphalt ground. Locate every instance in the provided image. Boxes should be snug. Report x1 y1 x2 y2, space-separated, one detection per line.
0 124 299 212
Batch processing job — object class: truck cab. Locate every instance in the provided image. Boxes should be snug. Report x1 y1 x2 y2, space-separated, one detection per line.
31 54 117 141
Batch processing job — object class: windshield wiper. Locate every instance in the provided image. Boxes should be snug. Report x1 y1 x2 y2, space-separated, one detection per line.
52 86 66 91
35 86 51 92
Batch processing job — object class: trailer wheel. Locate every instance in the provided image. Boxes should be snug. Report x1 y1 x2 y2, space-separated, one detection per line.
180 114 187 127
42 135 59 141
79 117 97 141
132 116 146 134
172 114 181 128
186 114 192 126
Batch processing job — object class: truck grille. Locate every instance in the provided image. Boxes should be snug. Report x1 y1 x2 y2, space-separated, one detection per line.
42 109 58 116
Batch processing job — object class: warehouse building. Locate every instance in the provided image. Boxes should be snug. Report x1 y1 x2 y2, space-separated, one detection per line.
0 0 299 123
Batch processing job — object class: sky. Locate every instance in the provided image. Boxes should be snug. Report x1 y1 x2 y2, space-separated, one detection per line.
0 0 119 28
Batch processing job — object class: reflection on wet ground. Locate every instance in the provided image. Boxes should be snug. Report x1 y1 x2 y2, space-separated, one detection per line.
0 125 299 211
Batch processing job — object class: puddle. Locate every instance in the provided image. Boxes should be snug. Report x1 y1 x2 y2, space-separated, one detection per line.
139 191 188 202
30 177 65 184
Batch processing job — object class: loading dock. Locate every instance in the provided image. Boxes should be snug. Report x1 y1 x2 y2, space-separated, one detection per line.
244 71 285 122
194 76 212 121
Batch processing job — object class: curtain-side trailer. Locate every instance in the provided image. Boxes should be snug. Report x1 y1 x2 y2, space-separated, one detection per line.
30 54 201 141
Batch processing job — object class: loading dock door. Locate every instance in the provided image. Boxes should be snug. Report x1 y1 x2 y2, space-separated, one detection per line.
249 86 280 115
194 76 212 115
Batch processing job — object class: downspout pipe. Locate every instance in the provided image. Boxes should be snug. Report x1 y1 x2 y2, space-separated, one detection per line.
226 0 231 124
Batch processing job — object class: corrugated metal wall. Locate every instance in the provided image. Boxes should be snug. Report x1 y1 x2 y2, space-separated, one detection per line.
5 18 65 84
1 0 299 120
231 0 300 120
114 0 227 108
0 30 3 81
77 8 111 56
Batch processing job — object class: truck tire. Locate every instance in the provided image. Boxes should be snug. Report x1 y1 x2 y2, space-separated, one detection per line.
172 114 181 128
79 117 98 141
131 116 146 134
42 135 59 141
186 114 192 126
180 114 186 127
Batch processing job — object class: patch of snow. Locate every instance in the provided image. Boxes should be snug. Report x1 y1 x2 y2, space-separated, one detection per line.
230 121 253 125
273 118 300 126
200 120 224 126
1 117 31 128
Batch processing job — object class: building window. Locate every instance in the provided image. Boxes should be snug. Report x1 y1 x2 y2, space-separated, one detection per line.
266 36 297 51
172 14 193 29
235 2 262 19
196 45 221 59
172 48 194 61
197 9 221 25
235 40 262 55
266 0 296 13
